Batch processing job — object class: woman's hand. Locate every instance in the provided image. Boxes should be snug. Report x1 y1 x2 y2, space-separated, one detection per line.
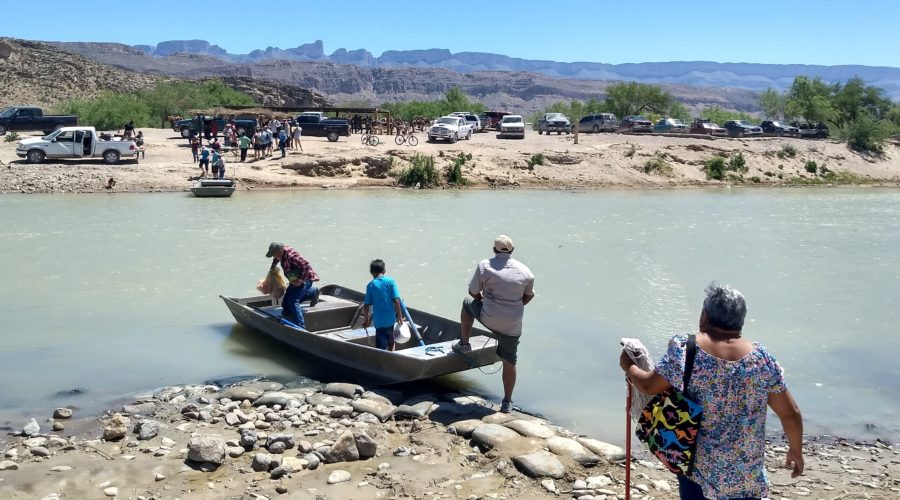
619 351 635 372
785 447 804 477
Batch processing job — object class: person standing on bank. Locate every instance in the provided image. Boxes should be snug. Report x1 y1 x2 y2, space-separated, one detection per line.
619 283 804 500
266 242 321 329
453 235 535 413
361 259 404 351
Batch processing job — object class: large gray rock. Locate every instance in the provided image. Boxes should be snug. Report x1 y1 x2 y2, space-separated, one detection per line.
353 430 377 459
327 469 351 484
220 382 284 401
306 393 351 407
187 433 226 465
328 405 354 418
504 419 556 439
102 414 129 441
22 418 40 437
53 408 73 419
350 399 396 422
251 453 272 472
395 401 434 419
447 419 483 438
513 451 566 479
325 430 359 463
322 383 363 399
360 391 393 406
266 434 295 450
0 461 19 470
239 429 258 450
547 436 601 465
122 402 157 415
253 391 304 407
577 437 627 461
471 424 521 449
303 453 320 470
135 420 160 440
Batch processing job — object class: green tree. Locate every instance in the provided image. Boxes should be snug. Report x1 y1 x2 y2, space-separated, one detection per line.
603 82 674 119
830 76 893 131
698 105 753 124
759 88 786 119
785 76 834 123
381 87 485 122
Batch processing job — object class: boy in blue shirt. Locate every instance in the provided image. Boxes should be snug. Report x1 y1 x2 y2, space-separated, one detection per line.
362 259 404 351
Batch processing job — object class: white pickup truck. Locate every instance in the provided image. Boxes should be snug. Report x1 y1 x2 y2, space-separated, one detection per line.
16 126 138 164
427 115 474 143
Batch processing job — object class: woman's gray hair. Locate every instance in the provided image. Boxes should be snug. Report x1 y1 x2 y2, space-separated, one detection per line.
702 283 747 331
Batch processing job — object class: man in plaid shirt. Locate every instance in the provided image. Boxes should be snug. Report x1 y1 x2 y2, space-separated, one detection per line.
266 242 321 329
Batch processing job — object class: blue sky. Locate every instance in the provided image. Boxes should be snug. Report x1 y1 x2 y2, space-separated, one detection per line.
3 0 898 67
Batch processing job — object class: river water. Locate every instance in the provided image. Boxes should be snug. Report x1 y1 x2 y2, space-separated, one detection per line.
1 188 898 443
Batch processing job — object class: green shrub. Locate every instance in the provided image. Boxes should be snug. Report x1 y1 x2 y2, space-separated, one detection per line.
398 155 439 188
527 153 545 168
846 114 890 153
728 152 747 172
447 153 469 186
381 88 485 122
750 176 761 183
704 156 727 180
643 155 673 175
804 160 818 174
4 131 19 142
776 144 798 159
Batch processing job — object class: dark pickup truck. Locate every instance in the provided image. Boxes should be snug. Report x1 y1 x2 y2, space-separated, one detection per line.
0 106 78 136
174 116 258 138
294 113 351 142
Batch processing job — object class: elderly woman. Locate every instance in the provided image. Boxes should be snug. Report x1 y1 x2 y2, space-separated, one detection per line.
620 283 804 500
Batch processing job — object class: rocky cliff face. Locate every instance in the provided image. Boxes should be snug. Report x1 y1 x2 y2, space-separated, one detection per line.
0 39 329 111
99 39 900 98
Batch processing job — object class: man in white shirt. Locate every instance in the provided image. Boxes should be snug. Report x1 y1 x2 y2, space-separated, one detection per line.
453 235 535 413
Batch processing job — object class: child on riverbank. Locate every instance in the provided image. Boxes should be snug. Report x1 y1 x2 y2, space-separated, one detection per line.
362 259 404 351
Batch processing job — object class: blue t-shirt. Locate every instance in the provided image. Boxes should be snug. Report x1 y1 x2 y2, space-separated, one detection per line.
364 276 401 328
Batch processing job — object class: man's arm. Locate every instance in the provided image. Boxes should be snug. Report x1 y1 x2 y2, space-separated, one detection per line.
393 298 404 324
361 304 372 328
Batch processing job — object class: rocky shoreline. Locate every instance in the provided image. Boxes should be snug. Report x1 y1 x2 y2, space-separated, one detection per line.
1 379 897 500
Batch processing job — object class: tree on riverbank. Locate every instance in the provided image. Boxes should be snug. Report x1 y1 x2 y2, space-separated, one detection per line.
55 80 256 131
381 88 485 122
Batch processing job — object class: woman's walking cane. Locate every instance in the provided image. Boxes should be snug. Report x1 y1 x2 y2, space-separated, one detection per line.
625 381 632 500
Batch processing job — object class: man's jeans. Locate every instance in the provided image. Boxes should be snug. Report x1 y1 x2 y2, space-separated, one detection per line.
282 280 317 329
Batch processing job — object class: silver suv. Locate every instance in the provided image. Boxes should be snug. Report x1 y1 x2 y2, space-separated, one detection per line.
577 113 618 133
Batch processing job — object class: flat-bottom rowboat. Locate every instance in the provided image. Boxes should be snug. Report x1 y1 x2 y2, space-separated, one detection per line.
220 284 500 383
191 178 235 197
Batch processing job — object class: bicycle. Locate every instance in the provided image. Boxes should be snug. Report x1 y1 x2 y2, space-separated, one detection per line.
361 131 380 147
394 130 418 146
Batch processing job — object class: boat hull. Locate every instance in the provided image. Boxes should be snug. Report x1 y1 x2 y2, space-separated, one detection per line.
221 284 500 383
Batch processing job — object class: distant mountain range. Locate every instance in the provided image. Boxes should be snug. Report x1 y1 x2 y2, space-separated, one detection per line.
122 39 900 98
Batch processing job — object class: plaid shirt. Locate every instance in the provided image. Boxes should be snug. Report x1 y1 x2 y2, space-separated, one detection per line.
277 245 319 282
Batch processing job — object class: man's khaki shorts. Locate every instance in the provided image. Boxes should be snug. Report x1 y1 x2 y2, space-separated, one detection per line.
462 297 520 364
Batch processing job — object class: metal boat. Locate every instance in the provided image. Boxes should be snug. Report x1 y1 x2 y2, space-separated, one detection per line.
220 284 500 383
191 178 235 197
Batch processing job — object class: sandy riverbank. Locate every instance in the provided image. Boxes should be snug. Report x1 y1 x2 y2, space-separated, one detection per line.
1 128 898 194
1 379 897 500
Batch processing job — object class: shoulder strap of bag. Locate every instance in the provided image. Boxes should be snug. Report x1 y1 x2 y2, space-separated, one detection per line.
683 334 698 392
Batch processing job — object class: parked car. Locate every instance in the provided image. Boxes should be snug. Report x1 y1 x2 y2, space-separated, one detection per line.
653 118 689 133
538 113 571 134
619 115 653 133
461 114 482 132
690 119 728 136
174 116 258 138
760 120 800 137
293 114 351 142
427 116 474 143
0 106 78 136
723 120 763 137
498 115 526 139
480 111 511 130
16 126 137 164
794 122 830 139
577 113 618 133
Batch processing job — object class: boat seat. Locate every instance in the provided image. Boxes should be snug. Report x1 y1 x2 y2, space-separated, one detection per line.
395 335 496 360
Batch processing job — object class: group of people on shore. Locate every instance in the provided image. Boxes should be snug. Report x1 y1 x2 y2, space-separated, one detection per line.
266 235 804 500
187 117 303 171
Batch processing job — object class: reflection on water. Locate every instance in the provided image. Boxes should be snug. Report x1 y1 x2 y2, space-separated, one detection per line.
0 188 898 443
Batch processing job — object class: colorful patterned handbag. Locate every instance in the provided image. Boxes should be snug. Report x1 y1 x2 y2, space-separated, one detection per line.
635 334 703 475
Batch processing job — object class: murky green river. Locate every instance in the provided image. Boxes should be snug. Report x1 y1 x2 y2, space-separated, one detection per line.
1 188 898 443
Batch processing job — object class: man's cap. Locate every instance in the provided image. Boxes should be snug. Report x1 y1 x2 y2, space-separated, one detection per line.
494 235 514 253
266 242 284 258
